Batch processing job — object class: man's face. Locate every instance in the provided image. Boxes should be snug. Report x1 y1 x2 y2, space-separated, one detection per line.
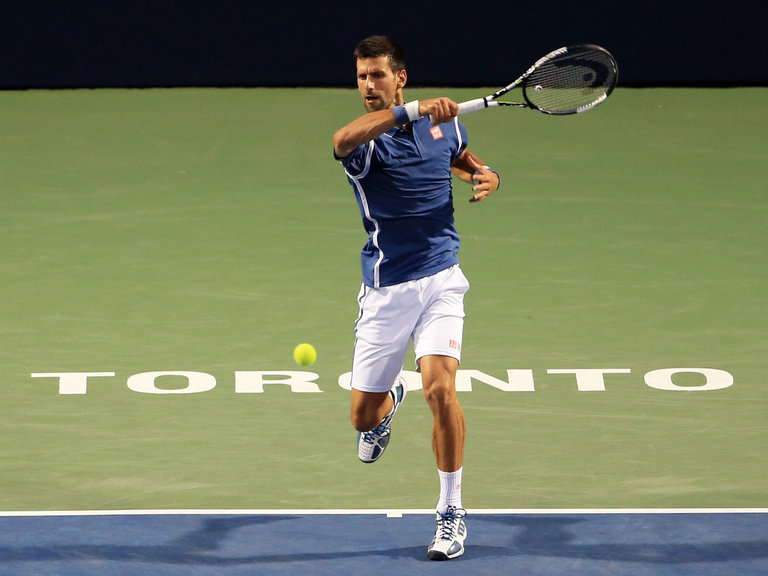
356 56 406 113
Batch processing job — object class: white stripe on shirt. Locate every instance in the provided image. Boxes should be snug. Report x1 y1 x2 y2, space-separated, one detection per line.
344 141 385 287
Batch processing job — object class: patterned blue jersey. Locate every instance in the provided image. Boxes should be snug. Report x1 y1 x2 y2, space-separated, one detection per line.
337 116 468 287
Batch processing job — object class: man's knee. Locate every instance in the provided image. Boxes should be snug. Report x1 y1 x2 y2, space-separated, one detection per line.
420 356 459 409
423 374 457 409
424 384 456 409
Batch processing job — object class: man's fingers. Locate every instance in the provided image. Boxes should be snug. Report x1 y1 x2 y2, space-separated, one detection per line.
424 98 458 124
469 190 490 203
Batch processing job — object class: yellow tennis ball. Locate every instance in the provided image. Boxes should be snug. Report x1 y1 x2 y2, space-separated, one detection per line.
293 343 317 366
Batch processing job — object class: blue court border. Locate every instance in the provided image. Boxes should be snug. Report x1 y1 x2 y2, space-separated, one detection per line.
0 509 766 576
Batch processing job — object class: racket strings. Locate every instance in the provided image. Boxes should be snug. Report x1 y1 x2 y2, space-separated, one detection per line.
525 51 617 114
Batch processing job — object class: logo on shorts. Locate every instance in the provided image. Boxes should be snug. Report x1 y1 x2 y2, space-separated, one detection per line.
449 339 461 352
430 126 444 140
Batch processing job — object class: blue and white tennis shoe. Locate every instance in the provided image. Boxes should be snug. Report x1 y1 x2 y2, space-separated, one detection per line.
357 377 407 463
427 506 467 561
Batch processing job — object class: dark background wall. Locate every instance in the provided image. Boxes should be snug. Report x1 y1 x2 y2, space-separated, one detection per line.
1 0 766 89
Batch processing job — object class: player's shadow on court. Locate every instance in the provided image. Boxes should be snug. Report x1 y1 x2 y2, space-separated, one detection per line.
466 515 768 565
0 514 766 568
0 516 422 566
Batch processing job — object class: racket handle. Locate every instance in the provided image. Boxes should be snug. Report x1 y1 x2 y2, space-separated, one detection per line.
458 98 489 115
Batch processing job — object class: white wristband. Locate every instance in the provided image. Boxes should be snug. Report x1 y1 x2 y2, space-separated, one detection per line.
404 100 421 122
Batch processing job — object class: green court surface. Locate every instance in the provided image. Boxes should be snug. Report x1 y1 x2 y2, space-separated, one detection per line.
1 87 765 513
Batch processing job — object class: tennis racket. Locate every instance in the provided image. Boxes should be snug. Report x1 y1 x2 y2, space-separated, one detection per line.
459 44 618 116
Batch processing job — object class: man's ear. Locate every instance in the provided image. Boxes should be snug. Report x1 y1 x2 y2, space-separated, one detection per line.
397 69 407 90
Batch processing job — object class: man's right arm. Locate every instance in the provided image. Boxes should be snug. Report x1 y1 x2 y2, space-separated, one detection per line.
333 98 460 158
333 109 397 159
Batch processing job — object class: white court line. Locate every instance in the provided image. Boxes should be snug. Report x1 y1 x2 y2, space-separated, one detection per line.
0 508 766 518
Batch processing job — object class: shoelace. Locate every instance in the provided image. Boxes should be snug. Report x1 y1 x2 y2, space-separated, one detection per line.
361 423 389 444
436 509 466 540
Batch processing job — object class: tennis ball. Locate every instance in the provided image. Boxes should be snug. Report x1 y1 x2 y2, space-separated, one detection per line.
293 343 317 366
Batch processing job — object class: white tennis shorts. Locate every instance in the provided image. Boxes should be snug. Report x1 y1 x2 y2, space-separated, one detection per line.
351 265 470 393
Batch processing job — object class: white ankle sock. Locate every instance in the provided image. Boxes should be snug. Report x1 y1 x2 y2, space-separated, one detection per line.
436 467 463 513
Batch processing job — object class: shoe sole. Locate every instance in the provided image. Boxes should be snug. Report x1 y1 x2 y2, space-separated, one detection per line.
427 546 465 561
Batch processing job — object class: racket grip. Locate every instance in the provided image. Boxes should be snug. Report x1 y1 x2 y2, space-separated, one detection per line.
458 98 488 115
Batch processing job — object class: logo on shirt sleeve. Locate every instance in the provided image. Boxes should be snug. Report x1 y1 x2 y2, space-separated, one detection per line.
430 126 444 140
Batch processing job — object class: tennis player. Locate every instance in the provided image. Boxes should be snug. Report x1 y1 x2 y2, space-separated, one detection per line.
333 35 499 561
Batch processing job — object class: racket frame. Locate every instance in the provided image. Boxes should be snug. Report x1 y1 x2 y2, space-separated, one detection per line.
458 45 617 116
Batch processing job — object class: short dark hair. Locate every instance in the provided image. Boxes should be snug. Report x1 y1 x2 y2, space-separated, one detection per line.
353 35 406 72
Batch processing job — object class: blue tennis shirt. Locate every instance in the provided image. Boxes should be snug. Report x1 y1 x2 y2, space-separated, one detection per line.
337 115 468 288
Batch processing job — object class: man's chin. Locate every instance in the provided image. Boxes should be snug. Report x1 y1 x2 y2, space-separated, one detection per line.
364 99 387 113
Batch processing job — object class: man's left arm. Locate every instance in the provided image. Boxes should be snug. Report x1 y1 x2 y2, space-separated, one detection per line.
452 150 500 203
